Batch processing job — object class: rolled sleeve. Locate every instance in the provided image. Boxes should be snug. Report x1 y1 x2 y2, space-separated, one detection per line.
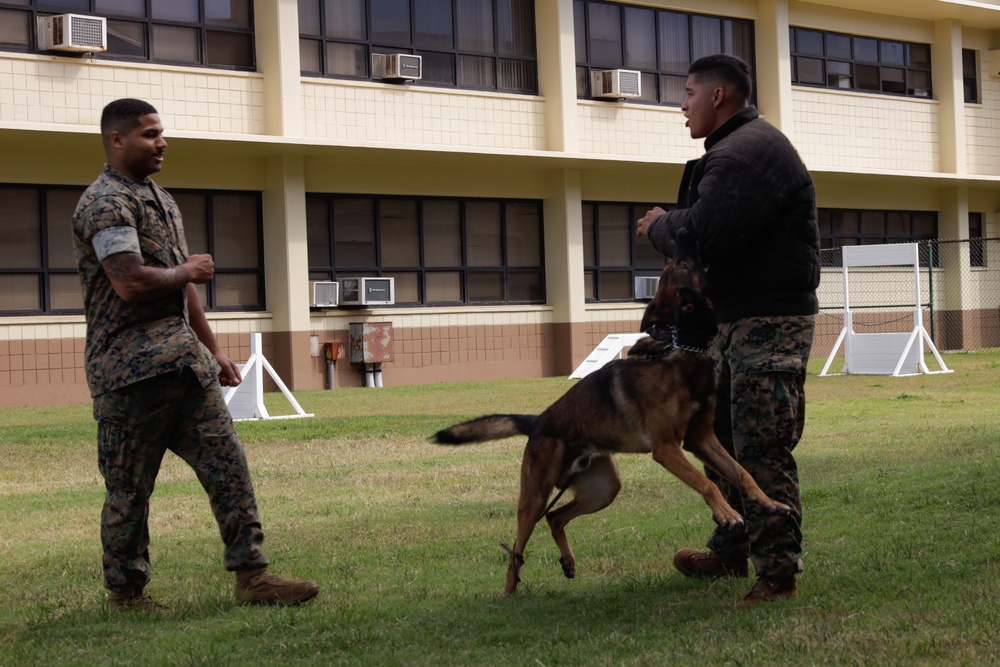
93 226 141 261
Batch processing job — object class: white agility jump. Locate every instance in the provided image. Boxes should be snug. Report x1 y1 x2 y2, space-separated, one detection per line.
820 243 951 377
223 332 313 421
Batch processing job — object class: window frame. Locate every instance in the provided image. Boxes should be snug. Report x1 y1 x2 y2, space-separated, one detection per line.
297 0 538 95
0 184 83 316
306 193 546 307
173 188 267 312
969 212 985 268
0 0 256 71
574 0 757 107
790 27 932 99
582 200 666 303
817 208 939 268
963 48 979 104
0 183 265 317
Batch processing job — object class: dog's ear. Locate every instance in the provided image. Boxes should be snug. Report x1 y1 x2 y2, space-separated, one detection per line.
674 228 704 270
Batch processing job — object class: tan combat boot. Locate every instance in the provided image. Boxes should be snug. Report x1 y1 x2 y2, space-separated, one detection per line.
735 576 798 609
672 548 749 578
234 567 319 606
107 589 168 613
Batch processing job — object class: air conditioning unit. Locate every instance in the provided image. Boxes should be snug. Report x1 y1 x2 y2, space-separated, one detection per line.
634 276 660 301
38 14 107 53
372 53 422 81
311 281 339 308
593 69 641 99
339 277 395 306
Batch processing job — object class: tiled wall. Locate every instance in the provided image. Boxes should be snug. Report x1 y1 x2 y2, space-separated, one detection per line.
0 55 265 134
967 56 1000 176
0 319 87 405
301 80 545 150
792 89 940 172
577 102 695 160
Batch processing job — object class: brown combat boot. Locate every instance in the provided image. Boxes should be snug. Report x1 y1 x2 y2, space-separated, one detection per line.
673 548 749 579
234 567 319 606
107 589 169 613
735 576 798 609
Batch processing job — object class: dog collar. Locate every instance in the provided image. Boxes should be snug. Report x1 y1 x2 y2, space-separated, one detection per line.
648 325 710 355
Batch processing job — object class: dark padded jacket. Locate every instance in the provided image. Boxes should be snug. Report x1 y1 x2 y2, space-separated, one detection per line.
646 106 820 324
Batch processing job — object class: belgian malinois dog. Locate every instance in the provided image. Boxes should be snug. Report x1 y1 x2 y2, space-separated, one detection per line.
432 229 789 596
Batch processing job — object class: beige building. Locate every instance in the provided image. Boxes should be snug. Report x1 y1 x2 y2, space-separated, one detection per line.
1 0 999 408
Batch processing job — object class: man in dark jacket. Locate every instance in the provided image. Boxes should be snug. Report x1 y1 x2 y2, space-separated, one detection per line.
637 54 820 608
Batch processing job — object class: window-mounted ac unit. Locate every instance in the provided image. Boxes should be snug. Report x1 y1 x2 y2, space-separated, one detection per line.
593 69 641 99
38 14 107 53
634 276 660 301
311 281 340 308
339 277 395 306
372 53 422 81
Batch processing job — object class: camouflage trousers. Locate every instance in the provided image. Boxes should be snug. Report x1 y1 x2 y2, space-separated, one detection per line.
704 315 814 580
93 367 268 593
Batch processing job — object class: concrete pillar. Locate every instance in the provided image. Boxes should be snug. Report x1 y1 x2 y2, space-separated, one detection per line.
755 0 794 135
544 169 588 375
933 20 967 174
936 187 973 349
536 0 579 152
262 154 316 389
255 0 303 137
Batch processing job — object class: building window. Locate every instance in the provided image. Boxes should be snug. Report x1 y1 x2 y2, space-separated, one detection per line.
298 0 538 94
969 212 985 268
574 0 755 106
0 1 255 70
307 195 545 306
0 185 84 315
0 185 263 316
790 27 931 98
963 49 979 104
173 190 266 311
582 202 665 302
817 208 938 267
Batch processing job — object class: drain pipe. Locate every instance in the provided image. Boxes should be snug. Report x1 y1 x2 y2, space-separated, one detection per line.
324 342 344 389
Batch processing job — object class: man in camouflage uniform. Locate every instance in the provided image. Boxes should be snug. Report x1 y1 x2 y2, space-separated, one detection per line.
637 56 819 607
73 98 319 612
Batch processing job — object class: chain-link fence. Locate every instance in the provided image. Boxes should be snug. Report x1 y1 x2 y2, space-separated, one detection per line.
815 238 1000 367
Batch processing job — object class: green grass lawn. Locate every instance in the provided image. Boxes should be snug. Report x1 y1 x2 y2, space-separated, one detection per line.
1 352 998 666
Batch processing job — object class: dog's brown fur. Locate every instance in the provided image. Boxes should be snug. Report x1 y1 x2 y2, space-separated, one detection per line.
433 230 788 595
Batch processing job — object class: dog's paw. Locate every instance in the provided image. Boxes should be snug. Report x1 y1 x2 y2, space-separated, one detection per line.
764 500 791 515
712 503 745 528
559 556 576 579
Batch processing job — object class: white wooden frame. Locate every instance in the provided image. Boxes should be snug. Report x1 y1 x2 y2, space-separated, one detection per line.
223 332 313 420
820 243 951 377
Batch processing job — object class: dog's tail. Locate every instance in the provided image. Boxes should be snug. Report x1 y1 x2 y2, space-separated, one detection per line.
432 414 536 445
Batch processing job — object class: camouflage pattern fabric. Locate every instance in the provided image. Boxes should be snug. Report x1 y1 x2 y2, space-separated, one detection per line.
94 368 268 592
704 315 814 580
72 164 215 397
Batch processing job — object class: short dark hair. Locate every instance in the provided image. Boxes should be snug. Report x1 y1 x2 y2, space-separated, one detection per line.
100 98 158 144
688 54 752 101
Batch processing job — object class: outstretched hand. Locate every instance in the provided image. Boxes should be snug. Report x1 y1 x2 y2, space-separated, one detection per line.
636 206 667 238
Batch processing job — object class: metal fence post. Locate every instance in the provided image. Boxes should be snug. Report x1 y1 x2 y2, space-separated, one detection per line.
927 241 935 345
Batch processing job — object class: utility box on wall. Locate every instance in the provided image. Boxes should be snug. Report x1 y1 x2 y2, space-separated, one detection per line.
349 322 394 364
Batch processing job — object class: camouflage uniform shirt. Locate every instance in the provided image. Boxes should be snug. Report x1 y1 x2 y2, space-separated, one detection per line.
72 164 215 397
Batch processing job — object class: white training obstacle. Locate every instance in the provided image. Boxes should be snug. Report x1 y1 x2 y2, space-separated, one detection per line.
569 332 648 379
223 332 313 421
820 243 951 377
